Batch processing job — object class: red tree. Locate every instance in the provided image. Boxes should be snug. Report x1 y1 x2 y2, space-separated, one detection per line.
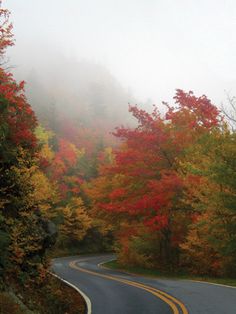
89 90 221 266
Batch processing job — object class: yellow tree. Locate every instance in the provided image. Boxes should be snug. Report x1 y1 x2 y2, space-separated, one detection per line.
59 197 91 246
4 150 57 279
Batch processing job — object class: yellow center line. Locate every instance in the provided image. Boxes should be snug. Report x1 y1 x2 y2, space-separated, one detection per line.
118 278 188 314
69 260 189 314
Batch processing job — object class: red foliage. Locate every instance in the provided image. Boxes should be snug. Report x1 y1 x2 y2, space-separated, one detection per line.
168 89 220 129
0 70 37 151
98 90 220 233
57 139 77 167
0 1 14 57
109 188 126 200
0 3 37 151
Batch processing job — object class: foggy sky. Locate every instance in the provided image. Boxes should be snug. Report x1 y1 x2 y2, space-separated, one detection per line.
4 0 236 107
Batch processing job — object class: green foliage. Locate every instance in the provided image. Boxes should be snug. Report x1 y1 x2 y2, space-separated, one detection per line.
0 228 10 275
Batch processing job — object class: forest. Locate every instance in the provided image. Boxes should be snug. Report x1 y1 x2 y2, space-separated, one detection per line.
0 1 236 313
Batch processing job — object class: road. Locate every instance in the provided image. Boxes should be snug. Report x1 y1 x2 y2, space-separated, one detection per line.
51 254 236 314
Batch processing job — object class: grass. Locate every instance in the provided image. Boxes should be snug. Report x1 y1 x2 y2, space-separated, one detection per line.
103 260 236 287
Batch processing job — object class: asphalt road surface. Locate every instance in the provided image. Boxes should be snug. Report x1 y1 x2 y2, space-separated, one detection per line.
51 254 236 314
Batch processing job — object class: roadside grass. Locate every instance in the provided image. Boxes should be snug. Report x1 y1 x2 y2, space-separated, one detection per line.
104 260 236 287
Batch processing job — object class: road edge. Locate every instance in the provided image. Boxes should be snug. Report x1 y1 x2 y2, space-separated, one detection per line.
185 279 236 289
50 272 92 314
98 257 116 269
99 260 236 289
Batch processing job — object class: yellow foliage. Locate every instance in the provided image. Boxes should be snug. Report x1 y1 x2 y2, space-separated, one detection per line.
102 147 114 165
40 143 55 163
35 125 55 145
11 151 57 218
84 173 126 235
7 214 44 269
180 213 223 276
30 170 58 217
60 197 91 242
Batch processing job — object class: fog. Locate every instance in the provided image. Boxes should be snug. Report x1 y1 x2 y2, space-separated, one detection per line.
4 0 236 120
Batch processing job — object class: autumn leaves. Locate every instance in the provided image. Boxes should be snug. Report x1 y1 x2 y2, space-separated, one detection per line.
88 91 236 276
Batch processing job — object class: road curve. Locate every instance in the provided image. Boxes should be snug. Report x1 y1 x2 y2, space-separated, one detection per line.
51 254 236 314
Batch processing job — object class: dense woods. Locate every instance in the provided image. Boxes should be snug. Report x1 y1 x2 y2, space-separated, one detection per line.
0 1 236 312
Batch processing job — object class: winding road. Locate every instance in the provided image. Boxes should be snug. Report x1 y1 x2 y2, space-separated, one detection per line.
52 254 236 314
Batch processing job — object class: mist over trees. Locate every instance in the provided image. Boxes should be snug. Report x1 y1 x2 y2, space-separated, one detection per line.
12 53 136 134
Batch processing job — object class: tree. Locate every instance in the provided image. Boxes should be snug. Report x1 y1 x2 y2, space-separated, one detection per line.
180 129 236 276
59 197 91 246
0 2 56 284
0 1 14 64
88 90 221 269
221 93 236 130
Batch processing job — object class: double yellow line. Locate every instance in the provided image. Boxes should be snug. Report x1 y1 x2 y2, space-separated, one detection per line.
69 260 188 314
